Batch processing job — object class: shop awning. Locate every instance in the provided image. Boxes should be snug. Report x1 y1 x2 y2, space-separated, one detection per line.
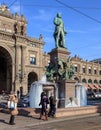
99 85 101 89
94 84 99 89
88 84 96 89
84 84 91 89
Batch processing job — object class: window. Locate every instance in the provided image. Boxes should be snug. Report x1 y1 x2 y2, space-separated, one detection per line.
99 70 101 75
88 79 92 84
30 54 36 65
30 57 36 64
88 68 91 74
99 80 101 84
82 67 85 73
94 80 98 84
82 78 86 83
30 43 36 47
94 69 97 74
74 66 77 72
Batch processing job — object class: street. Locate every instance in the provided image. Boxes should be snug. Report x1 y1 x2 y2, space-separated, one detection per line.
26 115 101 130
0 112 101 130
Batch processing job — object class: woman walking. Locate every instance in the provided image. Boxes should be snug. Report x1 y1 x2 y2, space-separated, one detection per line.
8 91 18 125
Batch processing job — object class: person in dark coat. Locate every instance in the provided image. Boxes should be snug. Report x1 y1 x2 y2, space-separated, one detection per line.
39 92 49 120
48 95 54 117
48 95 57 118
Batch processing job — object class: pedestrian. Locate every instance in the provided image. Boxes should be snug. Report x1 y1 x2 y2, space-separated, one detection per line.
51 97 57 118
39 91 49 120
17 90 20 98
48 95 54 117
48 95 57 118
8 91 18 125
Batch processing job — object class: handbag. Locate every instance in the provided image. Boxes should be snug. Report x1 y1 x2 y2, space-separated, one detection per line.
11 109 18 115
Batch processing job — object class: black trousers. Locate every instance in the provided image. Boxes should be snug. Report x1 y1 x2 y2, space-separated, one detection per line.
9 115 15 124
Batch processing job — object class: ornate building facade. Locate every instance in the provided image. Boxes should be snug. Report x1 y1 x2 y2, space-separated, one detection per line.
71 55 101 92
0 4 101 95
0 4 49 94
71 55 101 84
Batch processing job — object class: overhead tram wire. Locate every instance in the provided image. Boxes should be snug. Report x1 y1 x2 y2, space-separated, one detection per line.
8 0 18 8
55 0 101 24
20 0 21 15
8 3 101 10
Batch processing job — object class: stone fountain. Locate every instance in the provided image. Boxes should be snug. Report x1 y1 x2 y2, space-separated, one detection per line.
29 75 56 108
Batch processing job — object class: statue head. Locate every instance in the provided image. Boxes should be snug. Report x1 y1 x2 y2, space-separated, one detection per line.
57 13 62 18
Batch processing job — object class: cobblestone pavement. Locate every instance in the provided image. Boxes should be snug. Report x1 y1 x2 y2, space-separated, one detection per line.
0 112 101 130
30 115 101 130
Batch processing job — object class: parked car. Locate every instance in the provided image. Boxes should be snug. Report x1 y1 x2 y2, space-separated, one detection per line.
94 92 101 98
22 95 29 104
17 95 30 107
87 91 94 97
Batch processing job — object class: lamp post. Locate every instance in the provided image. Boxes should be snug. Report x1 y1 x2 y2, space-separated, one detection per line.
13 33 17 92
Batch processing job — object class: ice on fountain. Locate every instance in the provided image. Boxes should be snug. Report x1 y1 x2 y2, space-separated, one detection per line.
39 75 47 83
65 84 87 107
65 97 78 107
29 75 49 108
29 81 43 108
75 84 87 106
66 100 77 107
80 85 87 106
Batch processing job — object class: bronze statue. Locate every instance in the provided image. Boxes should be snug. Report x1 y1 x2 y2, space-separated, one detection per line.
53 13 67 48
45 58 75 82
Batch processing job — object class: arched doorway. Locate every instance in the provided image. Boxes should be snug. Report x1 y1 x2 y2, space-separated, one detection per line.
28 72 38 92
0 46 12 94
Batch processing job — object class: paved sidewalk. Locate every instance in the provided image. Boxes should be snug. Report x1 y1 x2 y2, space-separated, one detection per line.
0 111 100 130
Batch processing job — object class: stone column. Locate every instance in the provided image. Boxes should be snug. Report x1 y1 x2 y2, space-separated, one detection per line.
21 46 24 80
21 46 27 94
14 45 20 91
57 81 65 108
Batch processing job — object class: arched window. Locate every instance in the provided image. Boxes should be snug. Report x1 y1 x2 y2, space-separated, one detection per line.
99 80 101 84
88 79 92 84
94 79 98 84
74 77 79 83
82 78 87 83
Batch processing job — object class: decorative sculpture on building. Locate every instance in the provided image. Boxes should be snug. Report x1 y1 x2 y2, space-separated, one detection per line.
53 13 67 48
14 22 18 34
45 58 75 82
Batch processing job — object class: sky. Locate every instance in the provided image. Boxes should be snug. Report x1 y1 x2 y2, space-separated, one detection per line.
1 0 101 61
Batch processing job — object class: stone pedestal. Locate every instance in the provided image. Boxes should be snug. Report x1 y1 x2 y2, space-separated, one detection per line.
58 80 76 108
49 48 71 63
48 47 75 108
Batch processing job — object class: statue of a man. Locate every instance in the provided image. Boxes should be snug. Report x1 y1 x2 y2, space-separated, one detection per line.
53 13 67 48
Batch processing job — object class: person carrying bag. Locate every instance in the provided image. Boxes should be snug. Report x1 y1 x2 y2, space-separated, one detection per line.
8 91 18 125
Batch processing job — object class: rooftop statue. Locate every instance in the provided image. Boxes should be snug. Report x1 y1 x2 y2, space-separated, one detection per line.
0 3 12 16
53 13 67 48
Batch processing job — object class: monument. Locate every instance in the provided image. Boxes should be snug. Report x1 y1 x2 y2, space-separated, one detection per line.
29 13 87 108
45 13 77 108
